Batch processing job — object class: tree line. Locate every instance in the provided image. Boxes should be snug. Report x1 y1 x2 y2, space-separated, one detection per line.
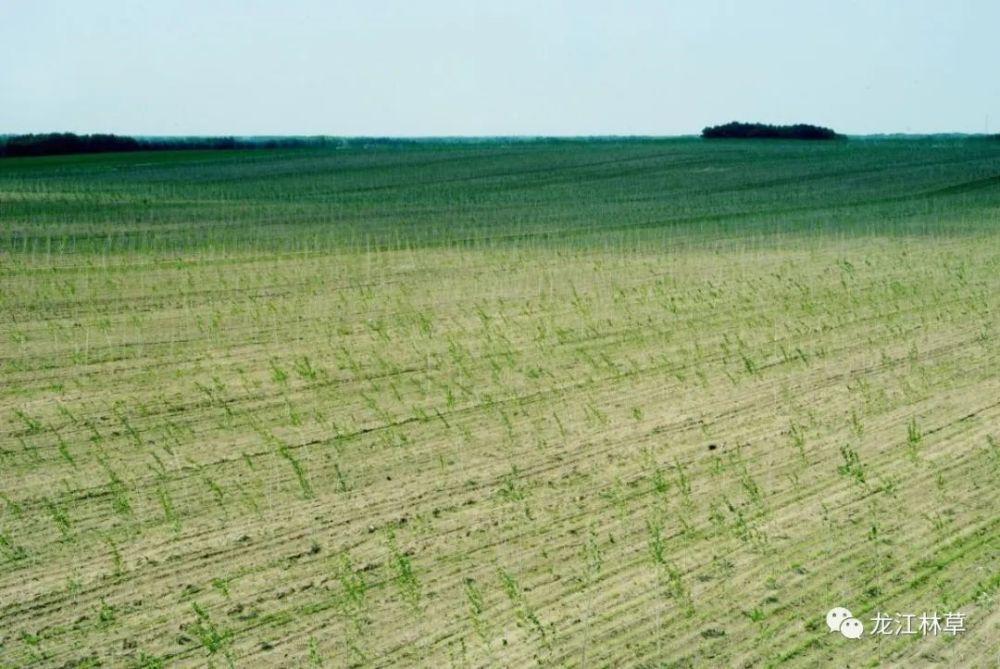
702 122 842 140
0 133 240 158
0 133 431 158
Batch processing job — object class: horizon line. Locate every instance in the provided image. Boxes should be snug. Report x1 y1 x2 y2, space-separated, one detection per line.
2 131 996 140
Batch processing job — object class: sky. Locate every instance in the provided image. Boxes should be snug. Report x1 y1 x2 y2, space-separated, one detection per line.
1 0 998 137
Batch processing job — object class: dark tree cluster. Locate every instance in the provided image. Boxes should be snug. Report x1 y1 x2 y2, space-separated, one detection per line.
0 133 444 158
0 133 143 157
0 133 261 158
0 133 337 158
702 122 842 140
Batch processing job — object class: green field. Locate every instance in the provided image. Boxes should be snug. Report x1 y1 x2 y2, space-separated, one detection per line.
1 139 999 667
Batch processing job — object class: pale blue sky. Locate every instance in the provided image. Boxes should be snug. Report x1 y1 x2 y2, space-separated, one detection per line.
1 1 997 136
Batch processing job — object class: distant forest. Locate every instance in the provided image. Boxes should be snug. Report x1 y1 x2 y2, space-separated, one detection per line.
0 133 422 158
702 122 842 140
0 133 701 158
5 128 988 158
